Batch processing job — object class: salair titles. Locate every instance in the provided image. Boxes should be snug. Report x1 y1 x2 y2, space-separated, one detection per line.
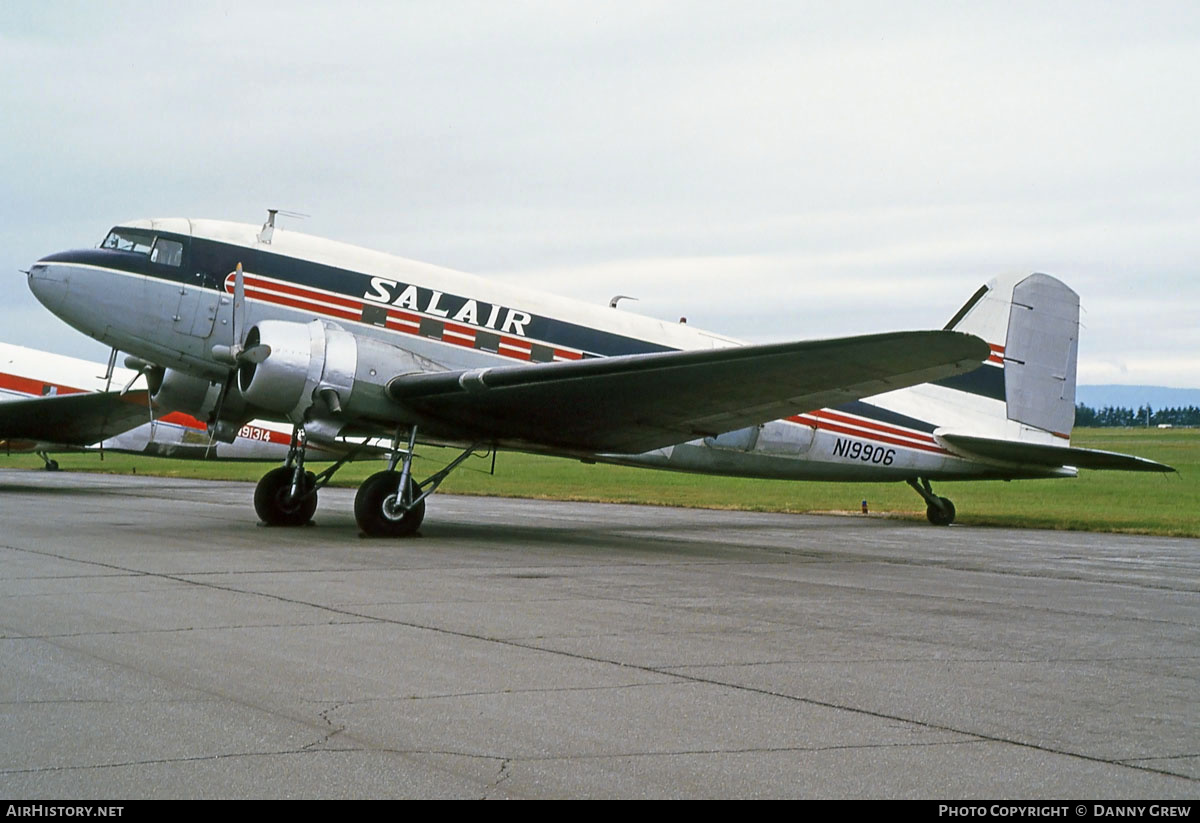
362 276 532 337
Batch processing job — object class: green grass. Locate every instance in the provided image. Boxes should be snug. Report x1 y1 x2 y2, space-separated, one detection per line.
5 428 1196 537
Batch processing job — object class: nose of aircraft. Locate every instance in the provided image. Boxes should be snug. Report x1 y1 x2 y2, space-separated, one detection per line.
26 261 69 315
27 255 106 341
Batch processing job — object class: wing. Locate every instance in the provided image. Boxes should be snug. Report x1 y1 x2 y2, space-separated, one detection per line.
386 330 989 453
938 433 1176 472
0 390 152 447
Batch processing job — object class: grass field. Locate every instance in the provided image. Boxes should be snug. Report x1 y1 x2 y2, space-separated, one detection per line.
4 428 1196 537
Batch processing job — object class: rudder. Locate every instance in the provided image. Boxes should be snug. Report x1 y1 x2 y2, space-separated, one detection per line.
945 273 1080 437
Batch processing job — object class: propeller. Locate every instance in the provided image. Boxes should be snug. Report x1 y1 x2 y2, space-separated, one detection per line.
206 262 270 454
211 263 271 366
121 357 163 439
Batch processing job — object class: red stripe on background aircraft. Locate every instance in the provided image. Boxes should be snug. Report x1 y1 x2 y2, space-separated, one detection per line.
0 341 324 466
22 213 1171 535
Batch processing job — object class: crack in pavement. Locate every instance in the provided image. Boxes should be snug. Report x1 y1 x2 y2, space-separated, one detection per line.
0 619 378 641
0 736 986 779
6 542 1197 786
483 758 512 799
303 702 348 750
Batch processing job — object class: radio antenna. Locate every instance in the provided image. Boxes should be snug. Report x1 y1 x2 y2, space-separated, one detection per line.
257 208 309 244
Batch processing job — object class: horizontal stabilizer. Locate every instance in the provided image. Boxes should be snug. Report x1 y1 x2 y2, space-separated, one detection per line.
939 432 1175 473
0 390 151 446
387 330 989 453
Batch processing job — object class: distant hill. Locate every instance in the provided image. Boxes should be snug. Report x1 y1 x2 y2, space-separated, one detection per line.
1077 385 1200 410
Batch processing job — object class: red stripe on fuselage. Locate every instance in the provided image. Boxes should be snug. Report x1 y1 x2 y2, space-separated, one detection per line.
790 410 950 455
157 411 293 445
0 371 88 398
794 414 951 455
441 322 477 348
227 273 363 311
800 408 938 445
243 286 362 322
231 272 597 365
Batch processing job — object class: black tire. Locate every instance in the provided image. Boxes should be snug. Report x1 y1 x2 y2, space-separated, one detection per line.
354 470 425 538
44 460 60 472
254 466 317 526
926 496 956 526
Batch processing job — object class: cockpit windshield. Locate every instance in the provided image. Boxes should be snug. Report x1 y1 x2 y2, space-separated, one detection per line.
100 228 183 267
101 228 155 255
150 238 183 266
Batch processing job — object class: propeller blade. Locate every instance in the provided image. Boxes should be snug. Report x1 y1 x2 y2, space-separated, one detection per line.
232 262 246 348
118 369 143 396
211 342 271 366
240 343 272 365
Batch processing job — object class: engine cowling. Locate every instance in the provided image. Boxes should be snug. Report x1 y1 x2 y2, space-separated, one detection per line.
235 319 436 426
149 367 222 419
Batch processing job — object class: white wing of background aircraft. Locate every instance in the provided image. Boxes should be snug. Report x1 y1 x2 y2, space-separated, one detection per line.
0 342 311 466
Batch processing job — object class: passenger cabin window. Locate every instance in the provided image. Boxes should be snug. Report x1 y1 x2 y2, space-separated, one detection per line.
150 238 183 267
101 228 155 255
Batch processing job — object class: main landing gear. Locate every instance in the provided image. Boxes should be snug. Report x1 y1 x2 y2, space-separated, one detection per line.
251 424 481 538
353 426 482 538
906 477 956 526
36 451 60 471
254 427 321 526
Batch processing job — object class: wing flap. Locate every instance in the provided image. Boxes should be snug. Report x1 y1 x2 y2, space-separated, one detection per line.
387 330 989 453
0 391 152 447
938 432 1175 472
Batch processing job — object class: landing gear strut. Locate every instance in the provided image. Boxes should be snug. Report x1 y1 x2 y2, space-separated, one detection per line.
907 477 956 526
251 423 482 536
254 465 317 526
254 427 317 526
253 425 371 526
354 425 482 538
36 451 60 471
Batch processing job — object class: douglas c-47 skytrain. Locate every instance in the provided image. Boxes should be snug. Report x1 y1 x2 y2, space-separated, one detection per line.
25 213 1172 536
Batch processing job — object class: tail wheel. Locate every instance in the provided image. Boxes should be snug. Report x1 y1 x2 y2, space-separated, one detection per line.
926 496 956 526
355 470 425 538
254 466 317 526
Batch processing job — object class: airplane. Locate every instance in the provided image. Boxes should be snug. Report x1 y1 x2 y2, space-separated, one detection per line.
24 213 1173 536
0 341 340 464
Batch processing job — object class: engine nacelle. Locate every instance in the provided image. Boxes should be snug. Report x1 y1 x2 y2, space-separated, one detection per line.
150 367 223 419
236 319 435 426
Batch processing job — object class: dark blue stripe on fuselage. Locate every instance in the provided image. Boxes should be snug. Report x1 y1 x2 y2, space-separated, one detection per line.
931 364 1006 402
43 235 674 358
831 400 938 433
44 233 1007 406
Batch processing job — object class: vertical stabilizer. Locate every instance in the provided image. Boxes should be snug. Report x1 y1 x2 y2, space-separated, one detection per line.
945 273 1079 437
1004 275 1079 436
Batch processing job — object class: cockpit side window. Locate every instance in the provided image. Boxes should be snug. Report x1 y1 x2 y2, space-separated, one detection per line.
150 237 183 267
101 228 155 255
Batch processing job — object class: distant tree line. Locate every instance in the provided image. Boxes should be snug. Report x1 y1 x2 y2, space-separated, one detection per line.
1076 403 1200 427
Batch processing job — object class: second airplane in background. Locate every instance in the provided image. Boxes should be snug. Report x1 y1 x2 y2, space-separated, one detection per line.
0 341 314 465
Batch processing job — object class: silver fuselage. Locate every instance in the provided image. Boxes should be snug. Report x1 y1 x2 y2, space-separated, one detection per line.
28 218 1069 483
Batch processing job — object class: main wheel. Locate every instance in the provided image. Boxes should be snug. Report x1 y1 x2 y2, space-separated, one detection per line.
355 470 425 538
926 496 956 526
254 466 317 526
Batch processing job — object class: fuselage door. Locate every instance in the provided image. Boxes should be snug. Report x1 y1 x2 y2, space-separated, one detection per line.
149 236 219 339
182 269 221 338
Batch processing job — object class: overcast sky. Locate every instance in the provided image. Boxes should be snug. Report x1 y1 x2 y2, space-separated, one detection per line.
3 1 1197 387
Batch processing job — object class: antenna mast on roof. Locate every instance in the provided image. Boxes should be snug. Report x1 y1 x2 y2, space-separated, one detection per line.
257 208 309 244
